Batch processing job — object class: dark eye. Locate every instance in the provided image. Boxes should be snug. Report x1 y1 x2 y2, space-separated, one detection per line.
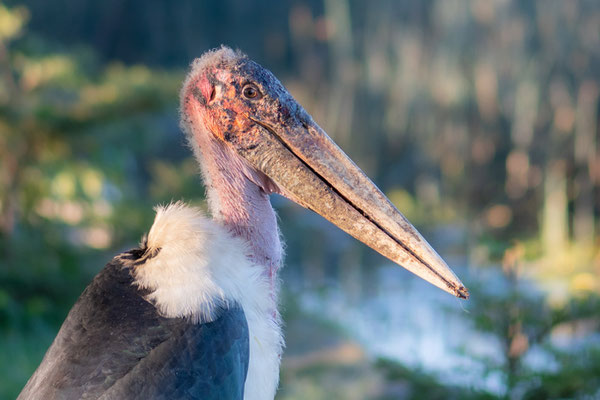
242 84 261 99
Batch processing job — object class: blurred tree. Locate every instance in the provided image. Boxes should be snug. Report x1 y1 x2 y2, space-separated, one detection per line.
0 3 199 397
467 243 600 399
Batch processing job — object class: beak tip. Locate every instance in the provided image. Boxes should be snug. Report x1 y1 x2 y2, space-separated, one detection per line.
455 285 470 300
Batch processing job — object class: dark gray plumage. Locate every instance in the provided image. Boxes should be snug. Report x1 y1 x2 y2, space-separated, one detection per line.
18 248 249 400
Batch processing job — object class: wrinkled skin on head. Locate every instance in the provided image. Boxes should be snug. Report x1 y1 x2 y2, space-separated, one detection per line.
185 57 306 157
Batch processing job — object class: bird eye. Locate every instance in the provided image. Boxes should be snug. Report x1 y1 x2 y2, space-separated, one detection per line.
242 84 261 99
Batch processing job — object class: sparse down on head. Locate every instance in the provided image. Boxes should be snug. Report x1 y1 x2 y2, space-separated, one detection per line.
180 46 468 299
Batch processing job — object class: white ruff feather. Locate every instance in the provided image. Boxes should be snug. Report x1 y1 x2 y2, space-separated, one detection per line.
134 202 283 400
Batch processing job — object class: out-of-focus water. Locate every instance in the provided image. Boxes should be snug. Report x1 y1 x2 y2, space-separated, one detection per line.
293 263 506 394
282 226 561 395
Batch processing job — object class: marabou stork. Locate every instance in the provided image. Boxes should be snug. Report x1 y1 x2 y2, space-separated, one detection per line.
19 47 468 400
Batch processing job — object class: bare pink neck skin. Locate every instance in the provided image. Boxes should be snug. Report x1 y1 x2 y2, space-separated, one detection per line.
192 129 283 291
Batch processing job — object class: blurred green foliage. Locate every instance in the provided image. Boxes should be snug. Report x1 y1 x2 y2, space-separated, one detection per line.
0 1 599 399
0 3 202 397
465 243 600 398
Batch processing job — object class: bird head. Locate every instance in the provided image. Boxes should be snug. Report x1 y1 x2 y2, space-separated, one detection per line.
181 46 468 299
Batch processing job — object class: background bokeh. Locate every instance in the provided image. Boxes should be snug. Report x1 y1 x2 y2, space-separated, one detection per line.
1 1 599 398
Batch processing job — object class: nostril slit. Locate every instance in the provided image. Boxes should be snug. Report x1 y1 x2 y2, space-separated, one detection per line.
209 87 216 103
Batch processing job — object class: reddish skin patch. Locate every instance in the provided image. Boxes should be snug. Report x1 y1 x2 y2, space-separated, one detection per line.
197 74 213 103
186 66 279 151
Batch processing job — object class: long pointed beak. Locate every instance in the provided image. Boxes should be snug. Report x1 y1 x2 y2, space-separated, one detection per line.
239 113 468 299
